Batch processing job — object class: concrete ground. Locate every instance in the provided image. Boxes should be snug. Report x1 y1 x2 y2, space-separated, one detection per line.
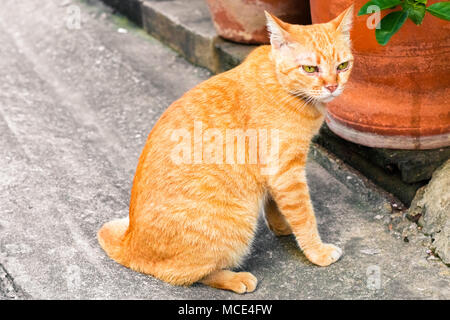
0 0 448 299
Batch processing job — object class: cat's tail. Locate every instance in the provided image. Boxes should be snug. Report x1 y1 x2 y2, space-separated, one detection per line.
97 218 129 264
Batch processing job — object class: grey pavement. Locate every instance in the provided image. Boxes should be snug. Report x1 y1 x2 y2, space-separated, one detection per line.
0 0 448 299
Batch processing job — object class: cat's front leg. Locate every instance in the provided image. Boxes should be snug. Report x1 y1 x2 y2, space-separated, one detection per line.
267 162 342 266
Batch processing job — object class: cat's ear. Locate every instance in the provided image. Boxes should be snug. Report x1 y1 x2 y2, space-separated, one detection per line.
265 11 291 49
331 5 354 43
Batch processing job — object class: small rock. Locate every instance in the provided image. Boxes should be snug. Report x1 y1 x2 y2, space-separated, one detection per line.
408 159 450 264
381 202 392 214
117 28 128 34
401 222 418 240
421 237 432 248
390 212 403 219
59 0 71 7
360 248 380 255
392 231 401 239
427 255 440 261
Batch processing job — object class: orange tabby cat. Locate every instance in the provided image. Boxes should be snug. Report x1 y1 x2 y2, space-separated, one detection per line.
98 6 354 294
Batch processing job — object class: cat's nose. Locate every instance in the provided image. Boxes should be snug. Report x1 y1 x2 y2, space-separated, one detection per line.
325 85 338 93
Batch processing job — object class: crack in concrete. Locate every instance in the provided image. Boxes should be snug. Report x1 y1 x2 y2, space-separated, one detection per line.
0 263 29 299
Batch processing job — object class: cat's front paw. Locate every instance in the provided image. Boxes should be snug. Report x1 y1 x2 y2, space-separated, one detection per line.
304 243 342 267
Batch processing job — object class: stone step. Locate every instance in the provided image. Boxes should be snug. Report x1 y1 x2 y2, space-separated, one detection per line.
140 0 255 73
100 0 144 26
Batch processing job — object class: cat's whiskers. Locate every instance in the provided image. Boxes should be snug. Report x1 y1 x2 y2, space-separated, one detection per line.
279 91 310 114
292 88 324 107
286 89 319 113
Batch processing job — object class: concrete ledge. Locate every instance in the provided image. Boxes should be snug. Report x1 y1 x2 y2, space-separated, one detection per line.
313 125 425 205
141 0 220 72
100 0 143 26
313 125 450 204
99 0 450 206
363 145 450 184
215 39 256 72
308 142 400 212
102 0 256 73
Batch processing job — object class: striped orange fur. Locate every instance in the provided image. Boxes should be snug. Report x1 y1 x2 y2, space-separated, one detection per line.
98 6 354 294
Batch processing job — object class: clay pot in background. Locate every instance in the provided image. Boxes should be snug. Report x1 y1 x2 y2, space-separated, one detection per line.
310 0 450 150
206 0 311 44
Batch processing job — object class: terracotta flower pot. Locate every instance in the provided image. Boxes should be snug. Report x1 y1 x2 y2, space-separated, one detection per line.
206 0 311 44
310 0 450 150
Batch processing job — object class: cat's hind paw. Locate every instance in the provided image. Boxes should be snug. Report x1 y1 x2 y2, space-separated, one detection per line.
227 272 258 294
200 270 258 294
268 223 293 236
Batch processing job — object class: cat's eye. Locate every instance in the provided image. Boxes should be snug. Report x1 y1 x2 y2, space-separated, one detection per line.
302 65 318 73
337 61 349 71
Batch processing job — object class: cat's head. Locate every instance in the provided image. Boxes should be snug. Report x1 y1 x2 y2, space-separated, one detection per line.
265 6 354 103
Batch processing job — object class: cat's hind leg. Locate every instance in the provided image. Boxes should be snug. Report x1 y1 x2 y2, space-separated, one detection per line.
200 270 257 294
264 195 292 236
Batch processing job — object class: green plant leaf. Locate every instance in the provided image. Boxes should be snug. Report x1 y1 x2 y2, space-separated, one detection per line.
358 0 403 16
426 2 450 20
403 0 426 25
375 10 409 45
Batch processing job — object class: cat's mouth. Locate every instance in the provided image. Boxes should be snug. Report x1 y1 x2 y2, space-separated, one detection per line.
319 88 343 103
321 95 337 103
289 89 341 104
